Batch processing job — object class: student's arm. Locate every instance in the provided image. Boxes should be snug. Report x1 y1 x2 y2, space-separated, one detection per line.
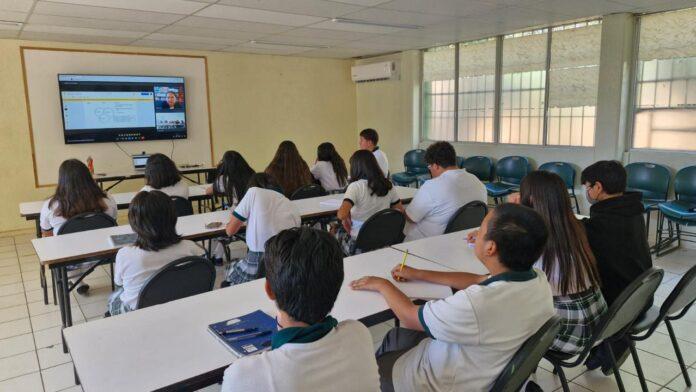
205 185 214 196
391 265 487 290
225 215 244 236
403 187 431 224
350 277 422 330
337 200 353 233
227 189 253 236
391 201 405 213
41 230 53 237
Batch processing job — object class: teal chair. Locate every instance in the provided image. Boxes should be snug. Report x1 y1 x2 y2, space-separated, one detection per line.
391 149 428 187
456 156 465 168
626 162 671 240
461 156 494 183
486 156 532 204
539 162 580 214
656 166 696 256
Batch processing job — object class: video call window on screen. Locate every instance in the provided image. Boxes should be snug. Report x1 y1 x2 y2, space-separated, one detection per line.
58 74 188 144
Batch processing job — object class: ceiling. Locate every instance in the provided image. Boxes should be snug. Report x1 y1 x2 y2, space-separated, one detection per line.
0 0 695 58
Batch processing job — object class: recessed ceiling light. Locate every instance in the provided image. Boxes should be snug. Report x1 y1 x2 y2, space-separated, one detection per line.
331 17 423 30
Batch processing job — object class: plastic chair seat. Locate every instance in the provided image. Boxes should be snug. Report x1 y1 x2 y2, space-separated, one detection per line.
642 201 663 211
659 201 696 220
486 182 515 197
391 172 418 185
544 349 576 362
629 306 660 334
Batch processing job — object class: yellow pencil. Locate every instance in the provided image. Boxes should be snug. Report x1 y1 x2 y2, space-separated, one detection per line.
399 249 409 272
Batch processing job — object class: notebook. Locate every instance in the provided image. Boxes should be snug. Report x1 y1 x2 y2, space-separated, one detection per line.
319 199 342 208
109 233 138 247
208 310 277 357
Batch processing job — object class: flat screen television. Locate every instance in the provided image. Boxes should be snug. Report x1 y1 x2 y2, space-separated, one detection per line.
58 74 188 144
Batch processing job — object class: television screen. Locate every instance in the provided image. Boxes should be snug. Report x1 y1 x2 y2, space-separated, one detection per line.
58 74 188 144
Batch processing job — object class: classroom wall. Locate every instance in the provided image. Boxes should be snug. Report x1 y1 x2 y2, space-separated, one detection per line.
0 39 357 232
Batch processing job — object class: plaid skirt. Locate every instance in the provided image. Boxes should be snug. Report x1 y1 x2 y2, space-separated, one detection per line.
107 286 132 316
225 251 264 286
334 227 358 256
551 288 608 354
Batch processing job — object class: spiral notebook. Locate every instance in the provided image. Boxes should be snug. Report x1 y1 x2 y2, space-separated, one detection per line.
208 310 278 357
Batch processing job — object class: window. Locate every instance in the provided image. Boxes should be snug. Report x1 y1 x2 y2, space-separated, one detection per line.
458 38 496 143
633 7 696 151
422 45 456 141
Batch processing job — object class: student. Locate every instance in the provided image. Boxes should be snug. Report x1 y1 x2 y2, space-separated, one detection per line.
206 150 255 208
310 142 348 192
222 227 380 392
359 128 389 177
336 150 404 254
107 191 204 315
404 141 487 241
223 173 301 286
141 153 188 198
351 204 555 392
40 159 118 294
265 140 314 198
580 160 653 373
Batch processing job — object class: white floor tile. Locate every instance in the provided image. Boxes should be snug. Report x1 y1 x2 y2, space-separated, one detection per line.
0 371 44 392
0 351 39 381
19 263 39 274
665 367 696 391
636 331 696 367
25 289 52 305
0 238 14 246
73 283 112 306
30 308 84 332
658 319 696 344
0 251 17 261
58 386 83 392
78 301 108 320
530 368 564 391
18 255 38 264
195 384 222 392
42 362 78 392
37 344 72 370
33 326 63 349
0 293 26 309
0 265 21 276
538 358 587 381
573 369 661 392
0 245 15 253
0 258 18 268
0 282 24 296
0 274 22 286
0 305 29 324
622 349 683 386
0 333 35 359
0 318 32 340
23 279 53 293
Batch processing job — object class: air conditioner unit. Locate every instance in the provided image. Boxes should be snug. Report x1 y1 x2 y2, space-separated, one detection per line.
351 61 396 83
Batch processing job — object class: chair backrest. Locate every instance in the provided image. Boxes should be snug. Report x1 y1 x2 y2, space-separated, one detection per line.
490 315 562 392
290 183 327 200
171 196 194 217
57 212 118 235
539 162 576 190
675 166 696 203
456 156 465 169
625 162 671 201
136 256 216 309
496 156 531 186
661 264 696 319
403 149 429 175
462 156 494 182
444 201 488 234
354 209 406 253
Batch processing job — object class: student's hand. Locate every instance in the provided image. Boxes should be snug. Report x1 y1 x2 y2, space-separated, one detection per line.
507 192 521 204
466 229 478 244
342 218 352 233
350 276 391 292
391 265 421 282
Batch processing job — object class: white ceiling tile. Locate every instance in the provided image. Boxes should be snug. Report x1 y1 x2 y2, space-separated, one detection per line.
376 0 500 18
158 25 263 41
0 10 27 22
174 16 294 33
27 13 165 32
0 0 35 13
143 32 246 46
341 7 458 26
33 1 184 24
252 34 345 46
20 30 136 45
0 29 20 38
523 0 636 18
195 4 326 26
22 23 146 38
279 26 376 40
331 0 391 6
301 46 385 58
363 33 438 47
45 0 208 15
132 38 227 50
222 44 312 55
342 38 413 51
216 0 363 18
616 0 696 13
310 19 403 34
0 21 22 31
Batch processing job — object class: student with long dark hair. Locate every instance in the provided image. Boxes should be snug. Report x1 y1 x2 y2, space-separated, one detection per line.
107 191 204 316
40 159 118 294
335 150 403 254
141 153 188 198
265 141 313 198
310 142 348 192
206 150 255 207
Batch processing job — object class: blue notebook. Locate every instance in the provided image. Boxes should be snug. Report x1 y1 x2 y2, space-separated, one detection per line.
208 310 277 357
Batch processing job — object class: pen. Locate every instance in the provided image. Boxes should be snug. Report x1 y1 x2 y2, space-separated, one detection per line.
227 330 272 342
220 327 257 335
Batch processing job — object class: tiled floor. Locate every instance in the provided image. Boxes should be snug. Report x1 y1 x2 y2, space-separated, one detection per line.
0 228 693 392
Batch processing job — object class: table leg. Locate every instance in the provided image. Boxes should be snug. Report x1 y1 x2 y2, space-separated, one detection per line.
34 219 41 238
40 265 48 305
55 266 73 353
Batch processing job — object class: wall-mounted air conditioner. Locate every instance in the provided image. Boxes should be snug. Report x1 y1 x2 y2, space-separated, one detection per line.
351 61 396 83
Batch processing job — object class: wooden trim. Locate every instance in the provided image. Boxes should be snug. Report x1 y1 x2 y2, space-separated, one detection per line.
19 47 41 188
203 56 215 167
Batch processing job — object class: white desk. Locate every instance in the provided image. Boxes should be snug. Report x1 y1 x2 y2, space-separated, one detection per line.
93 165 215 191
64 247 453 392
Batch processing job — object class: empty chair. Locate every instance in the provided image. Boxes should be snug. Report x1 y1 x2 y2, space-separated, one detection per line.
456 156 466 169
626 162 671 238
290 183 327 200
391 149 429 187
544 268 664 392
461 156 494 183
539 162 580 214
656 166 696 256
444 201 488 234
628 264 696 391
351 209 406 255
486 156 532 204
171 196 194 217
136 256 216 309
490 316 562 392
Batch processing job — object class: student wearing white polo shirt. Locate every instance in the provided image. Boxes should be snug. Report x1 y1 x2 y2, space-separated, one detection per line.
404 141 487 241
360 128 389 177
351 204 555 392
141 153 189 199
222 227 380 392
223 173 301 286
310 142 348 192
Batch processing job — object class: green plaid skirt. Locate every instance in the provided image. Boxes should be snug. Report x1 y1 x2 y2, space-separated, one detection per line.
551 287 608 354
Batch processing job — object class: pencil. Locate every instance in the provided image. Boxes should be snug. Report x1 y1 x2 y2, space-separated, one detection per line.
399 249 409 272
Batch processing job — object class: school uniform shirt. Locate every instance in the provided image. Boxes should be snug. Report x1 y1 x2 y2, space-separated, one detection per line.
141 180 188 199
232 187 301 252
310 161 343 191
214 176 240 207
344 179 400 238
404 169 487 241
372 147 389 177
39 196 118 234
221 320 380 392
392 269 555 392
114 240 204 310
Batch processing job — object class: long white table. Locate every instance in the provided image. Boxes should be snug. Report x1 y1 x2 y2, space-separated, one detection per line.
93 165 215 191
64 247 453 392
392 229 489 275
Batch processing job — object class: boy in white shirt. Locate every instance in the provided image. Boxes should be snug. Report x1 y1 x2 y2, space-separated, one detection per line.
224 173 301 286
351 204 555 392
222 227 380 392
404 141 487 241
360 128 389 177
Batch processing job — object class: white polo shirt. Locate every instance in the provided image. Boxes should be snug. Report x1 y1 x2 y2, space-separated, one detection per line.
393 268 555 392
40 196 118 234
404 169 487 241
232 187 301 252
344 179 401 238
141 180 189 199
310 161 344 192
372 147 389 177
222 320 380 392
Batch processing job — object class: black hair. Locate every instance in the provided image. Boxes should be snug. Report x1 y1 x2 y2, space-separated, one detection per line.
349 149 392 197
49 159 108 219
265 140 314 198
359 128 379 145
580 160 627 195
425 141 457 168
144 153 181 189
247 172 283 194
483 203 548 271
216 151 255 204
129 190 182 252
264 227 344 324
316 142 348 188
